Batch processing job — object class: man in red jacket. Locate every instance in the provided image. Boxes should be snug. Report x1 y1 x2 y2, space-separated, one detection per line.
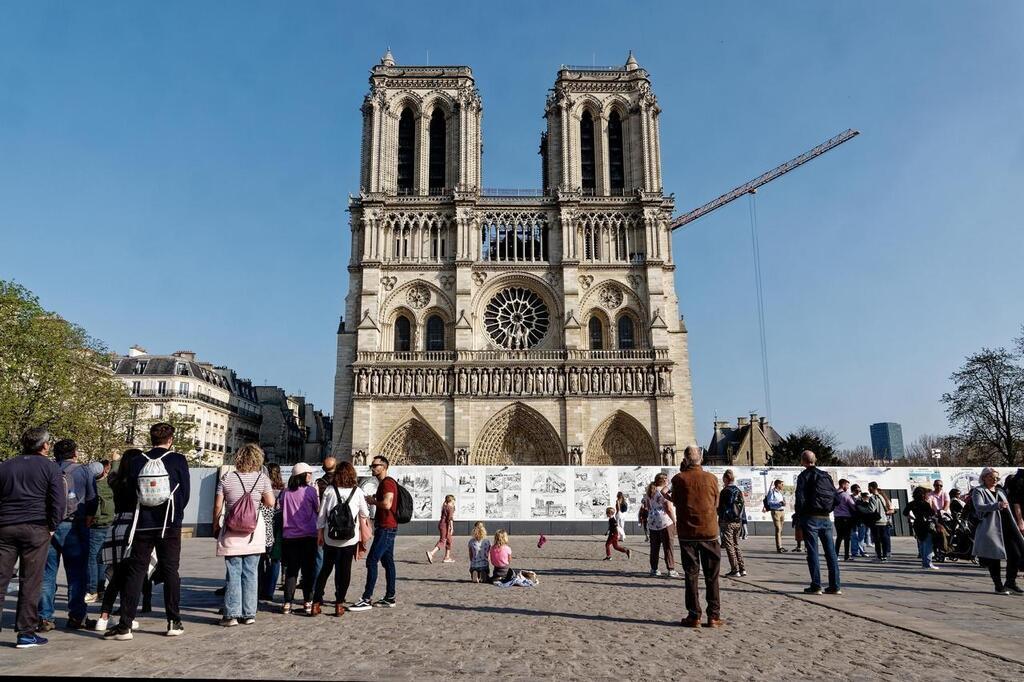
670 445 722 628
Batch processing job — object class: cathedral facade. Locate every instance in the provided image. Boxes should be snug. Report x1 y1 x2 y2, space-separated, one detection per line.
332 51 695 467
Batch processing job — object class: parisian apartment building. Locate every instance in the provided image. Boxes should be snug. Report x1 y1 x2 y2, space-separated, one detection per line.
112 347 329 466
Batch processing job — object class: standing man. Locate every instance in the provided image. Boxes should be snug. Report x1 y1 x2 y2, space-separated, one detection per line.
795 450 841 595
671 445 723 628
349 455 398 611
38 439 97 631
86 460 114 602
717 470 747 577
832 479 856 561
849 484 868 558
312 457 337 580
105 423 190 641
0 427 65 648
1006 468 1024 534
763 479 787 553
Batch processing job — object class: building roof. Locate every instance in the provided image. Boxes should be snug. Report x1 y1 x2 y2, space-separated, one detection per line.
706 414 782 466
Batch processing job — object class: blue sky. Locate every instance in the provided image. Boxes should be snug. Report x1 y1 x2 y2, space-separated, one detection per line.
2 1 1022 450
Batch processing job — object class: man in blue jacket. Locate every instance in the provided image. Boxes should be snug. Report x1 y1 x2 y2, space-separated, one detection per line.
105 422 190 641
0 427 66 648
38 438 97 631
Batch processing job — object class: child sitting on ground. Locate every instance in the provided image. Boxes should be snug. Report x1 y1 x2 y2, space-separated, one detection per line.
489 529 513 583
604 507 631 560
468 522 491 583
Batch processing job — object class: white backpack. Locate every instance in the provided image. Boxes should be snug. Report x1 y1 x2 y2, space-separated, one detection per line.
127 450 180 549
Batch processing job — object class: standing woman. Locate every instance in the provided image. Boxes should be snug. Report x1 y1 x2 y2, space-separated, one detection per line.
426 495 456 564
972 467 1024 594
312 461 368 615
614 491 629 540
213 444 275 626
258 463 285 602
902 486 939 570
639 494 650 542
867 482 894 561
645 475 678 577
279 462 320 614
95 449 144 633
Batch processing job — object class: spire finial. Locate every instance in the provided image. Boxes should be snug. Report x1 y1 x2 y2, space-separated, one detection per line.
381 47 395 66
625 50 638 70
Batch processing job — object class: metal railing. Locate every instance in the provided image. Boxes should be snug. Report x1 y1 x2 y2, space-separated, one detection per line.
481 188 548 197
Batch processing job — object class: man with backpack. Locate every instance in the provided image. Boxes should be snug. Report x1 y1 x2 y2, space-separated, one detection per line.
38 439 97 632
795 450 841 595
105 422 190 640
717 470 747 577
0 427 65 648
349 455 403 611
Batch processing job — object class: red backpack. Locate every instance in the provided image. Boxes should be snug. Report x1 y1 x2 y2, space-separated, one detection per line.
225 473 261 538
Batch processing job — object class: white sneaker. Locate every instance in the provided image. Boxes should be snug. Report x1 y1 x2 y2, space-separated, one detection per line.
83 593 98 604
131 620 140 631
667 570 680 578
650 570 662 577
928 565 941 570
94 617 108 631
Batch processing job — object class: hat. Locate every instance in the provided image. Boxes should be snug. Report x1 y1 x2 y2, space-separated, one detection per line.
981 467 1000 479
292 462 313 476
88 461 105 477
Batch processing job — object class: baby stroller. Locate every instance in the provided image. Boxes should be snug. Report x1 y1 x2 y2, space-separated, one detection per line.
933 513 976 563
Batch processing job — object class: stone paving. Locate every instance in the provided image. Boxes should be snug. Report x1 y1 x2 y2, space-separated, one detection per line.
2 535 1023 680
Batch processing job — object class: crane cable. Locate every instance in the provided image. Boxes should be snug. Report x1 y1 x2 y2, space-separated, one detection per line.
748 191 772 422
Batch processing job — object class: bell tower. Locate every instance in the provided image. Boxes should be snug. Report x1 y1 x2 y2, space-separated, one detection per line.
359 49 482 196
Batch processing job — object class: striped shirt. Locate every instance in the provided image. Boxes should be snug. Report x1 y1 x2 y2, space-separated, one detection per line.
217 471 271 512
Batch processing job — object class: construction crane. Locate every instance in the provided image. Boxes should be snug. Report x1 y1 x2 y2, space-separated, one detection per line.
668 128 859 230
668 127 860 423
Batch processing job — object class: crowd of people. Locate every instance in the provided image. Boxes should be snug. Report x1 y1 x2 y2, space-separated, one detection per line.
2 424 1023 646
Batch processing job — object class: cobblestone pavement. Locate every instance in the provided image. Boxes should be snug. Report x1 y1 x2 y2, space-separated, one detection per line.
2 535 1022 680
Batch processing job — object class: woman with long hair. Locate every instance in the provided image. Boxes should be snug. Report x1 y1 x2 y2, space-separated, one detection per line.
278 463 320 615
258 463 285 601
426 495 456 564
311 461 368 615
213 444 275 625
95 448 144 633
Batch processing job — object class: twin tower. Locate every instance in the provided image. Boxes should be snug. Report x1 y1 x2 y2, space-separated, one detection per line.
333 50 696 468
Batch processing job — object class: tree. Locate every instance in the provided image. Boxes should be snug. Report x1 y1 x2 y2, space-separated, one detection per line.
126 407 207 467
836 445 875 466
769 426 840 466
942 346 1024 466
0 280 133 460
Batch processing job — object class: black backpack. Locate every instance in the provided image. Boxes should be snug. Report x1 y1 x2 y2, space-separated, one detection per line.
721 486 744 523
387 477 414 524
811 469 838 514
327 485 358 542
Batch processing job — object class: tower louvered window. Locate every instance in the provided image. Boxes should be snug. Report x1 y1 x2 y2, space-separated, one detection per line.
428 110 446 193
397 108 415 194
608 111 624 194
580 111 596 194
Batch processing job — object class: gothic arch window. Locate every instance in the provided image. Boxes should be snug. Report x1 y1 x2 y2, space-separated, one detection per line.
580 110 596 195
617 315 636 350
428 109 446 193
397 107 416 194
377 414 450 465
588 316 604 350
394 314 412 352
426 314 446 351
608 110 625 194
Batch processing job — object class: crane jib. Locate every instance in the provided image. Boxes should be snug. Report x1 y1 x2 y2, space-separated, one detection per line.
667 128 860 231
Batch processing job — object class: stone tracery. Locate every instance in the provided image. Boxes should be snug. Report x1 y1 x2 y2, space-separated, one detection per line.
585 410 659 466
472 402 564 465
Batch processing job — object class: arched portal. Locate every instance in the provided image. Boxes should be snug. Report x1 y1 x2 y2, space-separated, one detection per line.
473 402 564 465
376 410 451 465
585 411 658 465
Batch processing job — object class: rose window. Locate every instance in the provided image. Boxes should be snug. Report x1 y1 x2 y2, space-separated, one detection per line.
484 287 550 349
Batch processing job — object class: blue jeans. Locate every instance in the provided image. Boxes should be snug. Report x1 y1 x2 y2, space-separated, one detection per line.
314 545 324 582
258 552 280 600
224 554 260 619
850 523 863 556
362 528 397 601
859 523 873 546
88 526 107 593
39 520 89 621
919 534 934 568
801 517 841 590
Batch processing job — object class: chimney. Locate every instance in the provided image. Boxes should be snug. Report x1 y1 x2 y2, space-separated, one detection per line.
737 416 749 427
128 345 147 358
173 350 197 362
713 420 731 432
759 416 767 428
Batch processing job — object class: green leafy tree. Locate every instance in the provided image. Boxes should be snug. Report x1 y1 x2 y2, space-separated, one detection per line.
0 280 133 460
126 407 208 467
769 426 840 466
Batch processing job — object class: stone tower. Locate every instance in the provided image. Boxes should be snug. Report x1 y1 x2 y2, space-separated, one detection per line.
333 51 695 467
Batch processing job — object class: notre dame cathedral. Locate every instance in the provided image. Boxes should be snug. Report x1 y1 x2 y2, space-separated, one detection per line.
332 50 695 467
